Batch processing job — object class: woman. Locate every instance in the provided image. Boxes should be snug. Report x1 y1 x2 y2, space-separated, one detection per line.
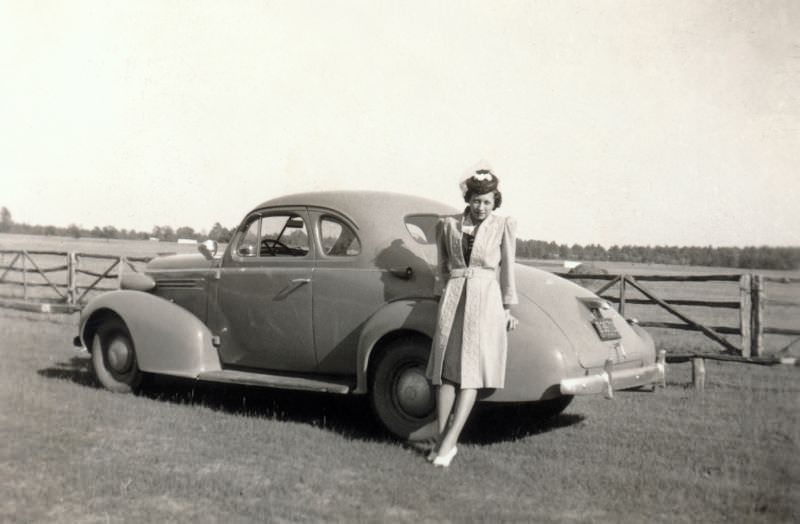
426 162 518 467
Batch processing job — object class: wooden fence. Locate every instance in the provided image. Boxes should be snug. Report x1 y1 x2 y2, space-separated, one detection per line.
557 272 800 364
1 249 798 365
0 249 152 313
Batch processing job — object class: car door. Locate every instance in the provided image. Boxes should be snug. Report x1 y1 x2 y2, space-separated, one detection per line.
210 207 316 372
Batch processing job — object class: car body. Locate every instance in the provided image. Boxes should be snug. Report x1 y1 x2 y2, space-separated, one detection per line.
76 191 665 439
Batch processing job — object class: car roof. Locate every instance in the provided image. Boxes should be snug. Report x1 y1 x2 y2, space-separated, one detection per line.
251 191 459 223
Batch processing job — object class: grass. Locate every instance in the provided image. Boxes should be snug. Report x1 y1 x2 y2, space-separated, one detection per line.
1 310 798 523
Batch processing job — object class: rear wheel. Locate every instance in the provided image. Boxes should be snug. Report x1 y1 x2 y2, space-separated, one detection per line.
370 336 436 440
91 318 142 393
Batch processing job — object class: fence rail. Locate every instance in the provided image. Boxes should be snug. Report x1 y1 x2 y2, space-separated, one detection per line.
557 271 800 360
0 249 152 312
1 249 798 364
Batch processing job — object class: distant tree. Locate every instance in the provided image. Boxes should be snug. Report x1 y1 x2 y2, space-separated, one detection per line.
44 225 56 236
160 225 176 241
101 225 119 239
67 224 81 238
176 226 196 239
90 226 103 238
209 222 233 243
0 207 12 232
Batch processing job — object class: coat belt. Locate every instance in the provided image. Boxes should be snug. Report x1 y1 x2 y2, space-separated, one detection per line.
449 267 496 279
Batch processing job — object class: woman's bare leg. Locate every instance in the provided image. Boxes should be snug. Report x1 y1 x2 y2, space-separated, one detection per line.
432 381 457 453
436 387 477 456
436 381 457 436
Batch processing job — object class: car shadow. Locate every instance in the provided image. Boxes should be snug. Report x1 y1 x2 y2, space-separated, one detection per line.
37 356 101 389
463 408 585 444
38 357 584 445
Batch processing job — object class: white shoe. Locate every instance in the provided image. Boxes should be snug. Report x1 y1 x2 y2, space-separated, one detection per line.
433 446 457 467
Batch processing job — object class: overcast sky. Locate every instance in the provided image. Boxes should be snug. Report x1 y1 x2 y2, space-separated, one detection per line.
1 1 798 247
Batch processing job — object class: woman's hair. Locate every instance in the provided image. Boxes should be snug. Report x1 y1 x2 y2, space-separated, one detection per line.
464 189 502 209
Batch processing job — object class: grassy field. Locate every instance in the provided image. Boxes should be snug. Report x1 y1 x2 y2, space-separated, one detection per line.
1 309 798 523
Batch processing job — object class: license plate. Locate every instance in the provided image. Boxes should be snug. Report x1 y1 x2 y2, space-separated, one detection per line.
592 318 621 340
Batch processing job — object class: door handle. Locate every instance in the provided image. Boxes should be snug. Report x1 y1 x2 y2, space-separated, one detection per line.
275 277 311 301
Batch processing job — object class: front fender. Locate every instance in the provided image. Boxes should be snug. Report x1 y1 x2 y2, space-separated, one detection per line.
79 290 221 378
354 298 438 394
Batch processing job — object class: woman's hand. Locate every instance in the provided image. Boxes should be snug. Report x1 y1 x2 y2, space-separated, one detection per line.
505 308 518 331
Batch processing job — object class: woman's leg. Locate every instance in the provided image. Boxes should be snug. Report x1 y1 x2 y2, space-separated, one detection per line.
436 387 477 456
436 380 457 436
429 379 457 457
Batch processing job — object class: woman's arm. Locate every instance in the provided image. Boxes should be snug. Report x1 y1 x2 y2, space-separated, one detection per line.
433 218 450 297
500 216 518 306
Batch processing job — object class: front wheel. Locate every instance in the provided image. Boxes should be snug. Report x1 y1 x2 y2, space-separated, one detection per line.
370 336 436 440
91 318 143 393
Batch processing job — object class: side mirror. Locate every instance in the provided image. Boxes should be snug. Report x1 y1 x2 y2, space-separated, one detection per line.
237 244 256 257
198 239 219 260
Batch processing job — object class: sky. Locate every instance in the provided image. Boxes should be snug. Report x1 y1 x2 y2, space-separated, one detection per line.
1 0 798 247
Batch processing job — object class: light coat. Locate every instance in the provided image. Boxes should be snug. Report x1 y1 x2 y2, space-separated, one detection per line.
426 211 518 388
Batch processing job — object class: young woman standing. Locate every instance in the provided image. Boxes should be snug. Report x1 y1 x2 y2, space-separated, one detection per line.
426 162 519 467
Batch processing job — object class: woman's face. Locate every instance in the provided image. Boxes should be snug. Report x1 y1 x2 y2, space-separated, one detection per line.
468 192 495 222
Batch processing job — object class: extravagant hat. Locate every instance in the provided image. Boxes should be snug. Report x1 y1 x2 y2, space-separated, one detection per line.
459 160 499 197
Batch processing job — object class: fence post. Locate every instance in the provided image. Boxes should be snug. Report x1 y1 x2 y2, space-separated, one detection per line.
618 274 626 316
67 252 76 306
750 275 765 357
118 256 126 289
739 274 751 357
22 251 27 300
692 358 706 391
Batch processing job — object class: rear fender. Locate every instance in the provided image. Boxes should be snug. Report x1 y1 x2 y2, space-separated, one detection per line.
354 298 437 394
79 290 221 378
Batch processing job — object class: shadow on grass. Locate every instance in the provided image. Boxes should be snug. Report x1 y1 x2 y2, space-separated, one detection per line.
461 408 585 445
38 357 584 445
37 356 101 388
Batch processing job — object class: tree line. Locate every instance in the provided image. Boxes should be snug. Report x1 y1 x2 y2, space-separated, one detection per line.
517 239 799 270
1 206 798 270
0 207 236 243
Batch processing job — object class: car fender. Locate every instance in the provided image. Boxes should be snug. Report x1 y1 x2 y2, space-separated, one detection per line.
354 298 438 394
79 290 221 378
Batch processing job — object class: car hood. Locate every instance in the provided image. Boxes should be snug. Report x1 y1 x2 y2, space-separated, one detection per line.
146 253 216 272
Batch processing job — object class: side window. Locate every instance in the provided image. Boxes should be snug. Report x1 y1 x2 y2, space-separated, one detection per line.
404 214 439 244
236 213 309 257
319 216 361 256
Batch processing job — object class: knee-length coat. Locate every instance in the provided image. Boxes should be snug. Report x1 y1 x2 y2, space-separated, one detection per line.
426 211 518 389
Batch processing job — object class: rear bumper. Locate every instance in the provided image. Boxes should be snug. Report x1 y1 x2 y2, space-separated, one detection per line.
560 350 666 399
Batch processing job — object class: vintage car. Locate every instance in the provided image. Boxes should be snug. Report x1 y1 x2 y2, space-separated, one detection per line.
75 191 665 439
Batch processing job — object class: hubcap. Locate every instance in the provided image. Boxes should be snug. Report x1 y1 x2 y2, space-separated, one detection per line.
106 337 133 373
395 366 433 418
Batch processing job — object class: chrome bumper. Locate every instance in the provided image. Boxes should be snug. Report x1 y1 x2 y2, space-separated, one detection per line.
560 350 666 399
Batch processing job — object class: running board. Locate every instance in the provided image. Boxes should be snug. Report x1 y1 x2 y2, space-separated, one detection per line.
196 370 351 394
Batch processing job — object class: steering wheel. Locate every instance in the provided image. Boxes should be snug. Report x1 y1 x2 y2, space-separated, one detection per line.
260 238 292 256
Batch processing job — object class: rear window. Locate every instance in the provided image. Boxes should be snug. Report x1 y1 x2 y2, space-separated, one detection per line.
404 214 440 244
